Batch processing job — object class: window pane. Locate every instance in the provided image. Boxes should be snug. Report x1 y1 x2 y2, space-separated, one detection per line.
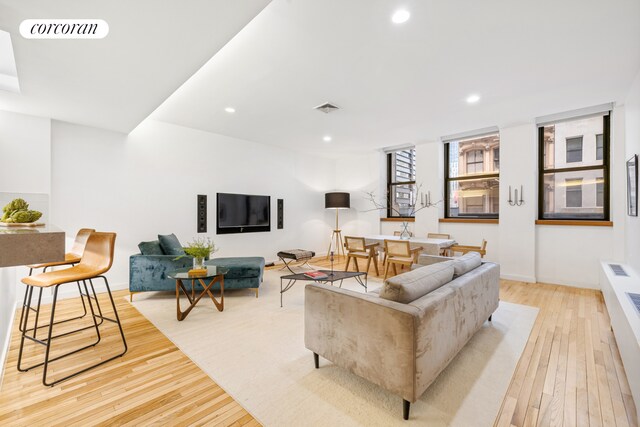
541 170 605 219
447 134 499 178
596 134 603 161
566 137 583 163
596 182 604 207
390 183 416 216
447 177 499 218
542 116 604 170
390 149 416 183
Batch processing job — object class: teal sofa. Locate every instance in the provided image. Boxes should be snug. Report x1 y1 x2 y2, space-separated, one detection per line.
129 255 265 298
129 234 265 299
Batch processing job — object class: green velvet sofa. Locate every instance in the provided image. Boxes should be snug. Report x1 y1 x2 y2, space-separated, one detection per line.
129 234 265 299
129 255 265 299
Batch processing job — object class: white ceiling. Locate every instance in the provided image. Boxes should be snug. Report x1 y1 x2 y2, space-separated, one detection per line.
0 0 271 133
152 0 640 153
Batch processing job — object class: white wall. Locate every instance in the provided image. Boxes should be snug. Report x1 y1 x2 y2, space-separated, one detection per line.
0 109 51 385
497 125 536 281
625 70 640 274
50 119 337 288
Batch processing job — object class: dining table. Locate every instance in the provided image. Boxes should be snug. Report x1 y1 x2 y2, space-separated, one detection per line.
363 234 456 256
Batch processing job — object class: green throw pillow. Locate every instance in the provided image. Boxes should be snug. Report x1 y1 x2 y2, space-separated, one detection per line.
138 240 164 255
158 233 185 256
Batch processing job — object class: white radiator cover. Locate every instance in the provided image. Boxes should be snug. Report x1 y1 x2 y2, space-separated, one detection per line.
600 261 640 417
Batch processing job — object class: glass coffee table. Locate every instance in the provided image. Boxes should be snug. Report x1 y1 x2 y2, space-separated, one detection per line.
168 266 228 321
279 270 367 307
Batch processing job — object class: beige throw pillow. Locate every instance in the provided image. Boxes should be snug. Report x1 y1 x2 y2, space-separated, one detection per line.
452 252 482 277
379 261 454 304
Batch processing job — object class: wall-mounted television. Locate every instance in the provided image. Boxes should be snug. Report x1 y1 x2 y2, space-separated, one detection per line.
216 193 270 234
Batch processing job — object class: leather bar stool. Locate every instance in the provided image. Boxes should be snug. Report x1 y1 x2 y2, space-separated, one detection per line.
18 232 127 386
19 228 96 333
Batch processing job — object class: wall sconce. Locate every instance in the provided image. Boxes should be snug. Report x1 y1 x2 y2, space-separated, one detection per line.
420 191 438 208
508 185 524 206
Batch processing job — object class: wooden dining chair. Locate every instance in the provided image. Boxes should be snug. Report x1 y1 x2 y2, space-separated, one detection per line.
427 233 450 239
448 239 488 258
384 239 423 279
427 233 451 255
344 236 379 275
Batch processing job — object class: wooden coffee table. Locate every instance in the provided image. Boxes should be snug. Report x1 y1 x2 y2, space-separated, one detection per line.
168 266 228 321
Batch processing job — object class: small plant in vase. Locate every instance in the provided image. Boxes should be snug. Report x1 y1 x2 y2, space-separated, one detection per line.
179 237 217 270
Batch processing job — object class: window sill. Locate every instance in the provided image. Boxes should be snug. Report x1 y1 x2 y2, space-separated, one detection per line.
535 220 613 227
380 217 415 222
439 218 499 224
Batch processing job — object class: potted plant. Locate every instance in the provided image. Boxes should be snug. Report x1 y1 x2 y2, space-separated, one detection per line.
181 237 217 270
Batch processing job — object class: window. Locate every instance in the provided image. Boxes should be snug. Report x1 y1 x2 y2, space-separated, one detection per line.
596 182 604 207
566 137 583 163
565 179 583 207
466 150 484 174
387 148 416 217
539 113 609 220
596 134 603 160
445 133 500 218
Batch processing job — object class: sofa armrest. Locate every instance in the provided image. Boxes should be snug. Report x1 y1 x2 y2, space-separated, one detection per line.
304 283 420 402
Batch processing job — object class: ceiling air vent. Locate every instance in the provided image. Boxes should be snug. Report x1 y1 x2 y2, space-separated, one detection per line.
609 264 629 277
314 102 340 114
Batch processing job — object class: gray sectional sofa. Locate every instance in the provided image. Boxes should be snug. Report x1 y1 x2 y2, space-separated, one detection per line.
304 252 499 420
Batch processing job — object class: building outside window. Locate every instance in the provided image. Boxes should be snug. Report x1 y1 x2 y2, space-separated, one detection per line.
566 136 583 163
444 133 500 218
539 113 609 220
387 148 416 217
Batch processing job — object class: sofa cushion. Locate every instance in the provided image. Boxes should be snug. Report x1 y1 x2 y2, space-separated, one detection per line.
452 252 482 277
138 240 164 255
379 260 454 304
206 257 265 279
158 233 185 256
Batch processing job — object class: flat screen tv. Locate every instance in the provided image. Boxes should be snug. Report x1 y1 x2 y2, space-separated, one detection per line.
216 193 270 234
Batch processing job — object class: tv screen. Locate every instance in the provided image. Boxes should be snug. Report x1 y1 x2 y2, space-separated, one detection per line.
216 193 270 234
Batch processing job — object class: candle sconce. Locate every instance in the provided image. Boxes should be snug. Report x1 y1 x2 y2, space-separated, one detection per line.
508 185 525 206
420 191 438 208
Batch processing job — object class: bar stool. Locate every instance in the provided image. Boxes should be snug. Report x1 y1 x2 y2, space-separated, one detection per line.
18 232 127 386
20 228 95 333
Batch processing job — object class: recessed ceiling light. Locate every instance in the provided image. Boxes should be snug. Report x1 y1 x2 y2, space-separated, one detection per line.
323 135 332 142
224 107 236 113
466 94 480 104
391 9 410 24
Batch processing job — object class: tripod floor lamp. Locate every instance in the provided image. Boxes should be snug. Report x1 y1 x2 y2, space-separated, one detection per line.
325 192 350 258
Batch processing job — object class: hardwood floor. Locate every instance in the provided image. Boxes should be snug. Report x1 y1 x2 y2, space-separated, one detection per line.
0 288 259 427
0 258 637 426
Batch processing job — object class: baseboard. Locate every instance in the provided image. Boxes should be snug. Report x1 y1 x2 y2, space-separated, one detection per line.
0 299 17 390
500 273 536 283
535 276 599 290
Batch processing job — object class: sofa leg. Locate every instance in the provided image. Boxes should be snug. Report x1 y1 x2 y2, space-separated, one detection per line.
403 399 410 420
254 288 259 298
313 352 319 369
488 314 492 322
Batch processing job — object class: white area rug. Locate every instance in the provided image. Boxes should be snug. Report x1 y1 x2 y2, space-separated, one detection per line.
129 269 538 426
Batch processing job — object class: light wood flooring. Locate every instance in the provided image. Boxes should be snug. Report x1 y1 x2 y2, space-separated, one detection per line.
0 257 637 426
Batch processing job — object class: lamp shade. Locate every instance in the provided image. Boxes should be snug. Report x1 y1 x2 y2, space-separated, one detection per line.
325 192 350 209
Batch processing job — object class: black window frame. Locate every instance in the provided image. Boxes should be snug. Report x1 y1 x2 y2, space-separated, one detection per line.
386 148 416 218
538 113 610 221
444 134 500 219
